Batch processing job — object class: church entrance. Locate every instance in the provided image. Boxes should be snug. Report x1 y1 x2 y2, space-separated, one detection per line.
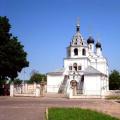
70 80 78 96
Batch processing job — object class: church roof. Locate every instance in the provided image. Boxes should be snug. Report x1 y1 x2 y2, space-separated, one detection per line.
71 22 85 46
96 41 102 48
87 36 94 44
84 66 103 75
47 68 64 75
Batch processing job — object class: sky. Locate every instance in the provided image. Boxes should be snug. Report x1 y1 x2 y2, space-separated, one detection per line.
0 0 120 80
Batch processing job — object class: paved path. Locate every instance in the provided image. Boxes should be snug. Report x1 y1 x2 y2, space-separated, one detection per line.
0 94 120 120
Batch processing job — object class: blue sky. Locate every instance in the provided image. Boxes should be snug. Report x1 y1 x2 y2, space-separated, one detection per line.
1 0 120 80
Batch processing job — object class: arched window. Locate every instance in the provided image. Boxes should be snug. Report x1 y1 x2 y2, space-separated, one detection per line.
89 44 92 49
74 48 78 56
78 66 82 70
73 63 77 71
82 49 86 56
81 75 84 82
69 66 72 70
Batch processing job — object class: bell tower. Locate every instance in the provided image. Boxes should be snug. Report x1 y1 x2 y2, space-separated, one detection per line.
67 20 87 58
71 20 84 46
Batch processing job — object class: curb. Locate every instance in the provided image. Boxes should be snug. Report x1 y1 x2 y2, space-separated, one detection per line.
45 108 48 120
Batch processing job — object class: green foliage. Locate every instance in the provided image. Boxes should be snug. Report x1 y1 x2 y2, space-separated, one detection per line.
9 79 23 85
28 72 46 84
0 79 7 85
109 70 120 90
0 16 29 80
48 108 119 120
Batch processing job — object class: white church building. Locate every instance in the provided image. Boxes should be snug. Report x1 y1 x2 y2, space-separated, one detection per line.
47 22 109 98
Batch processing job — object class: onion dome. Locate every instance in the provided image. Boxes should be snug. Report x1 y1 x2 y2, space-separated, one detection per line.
96 41 101 48
87 36 94 44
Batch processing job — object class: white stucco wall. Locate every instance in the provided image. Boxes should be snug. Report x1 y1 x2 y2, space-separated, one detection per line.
64 58 89 71
97 62 108 75
90 57 108 76
84 75 101 95
47 75 64 93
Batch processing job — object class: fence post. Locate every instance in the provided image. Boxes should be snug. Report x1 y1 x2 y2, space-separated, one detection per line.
10 82 14 97
34 82 36 95
25 83 27 93
69 88 73 98
35 84 40 97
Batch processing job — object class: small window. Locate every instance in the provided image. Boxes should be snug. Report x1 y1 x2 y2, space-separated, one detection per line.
75 42 77 45
90 45 92 49
73 63 77 71
74 48 78 56
65 75 69 79
80 42 83 45
78 66 82 70
81 75 84 81
82 49 86 56
74 39 77 45
69 66 72 70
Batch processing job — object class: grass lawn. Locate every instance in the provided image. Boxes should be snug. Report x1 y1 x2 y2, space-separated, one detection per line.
48 108 119 120
106 95 120 100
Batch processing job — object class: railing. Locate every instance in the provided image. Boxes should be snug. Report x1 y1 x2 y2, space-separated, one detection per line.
14 84 36 94
13 83 47 96
76 89 83 94
58 76 68 93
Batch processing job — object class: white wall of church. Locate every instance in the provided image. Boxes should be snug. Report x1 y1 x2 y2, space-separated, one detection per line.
84 75 101 95
47 75 64 93
90 58 108 75
47 22 109 98
64 58 89 71
97 62 108 75
68 47 88 58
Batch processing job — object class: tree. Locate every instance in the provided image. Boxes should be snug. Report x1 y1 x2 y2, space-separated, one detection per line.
28 72 46 84
0 16 29 81
109 70 120 90
9 78 22 85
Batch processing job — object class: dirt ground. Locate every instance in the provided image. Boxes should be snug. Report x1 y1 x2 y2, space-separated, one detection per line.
0 94 120 120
